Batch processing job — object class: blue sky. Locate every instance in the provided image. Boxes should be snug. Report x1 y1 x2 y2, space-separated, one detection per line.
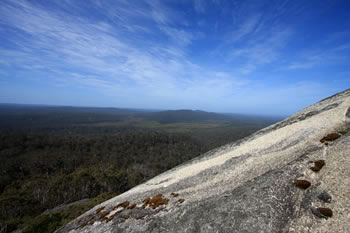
0 0 350 116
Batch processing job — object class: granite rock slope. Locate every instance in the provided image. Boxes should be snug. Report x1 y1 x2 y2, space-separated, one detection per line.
56 89 350 233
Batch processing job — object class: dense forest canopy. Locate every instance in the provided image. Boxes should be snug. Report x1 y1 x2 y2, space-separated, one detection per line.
0 105 281 233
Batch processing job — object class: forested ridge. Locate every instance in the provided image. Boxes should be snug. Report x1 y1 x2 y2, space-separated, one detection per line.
0 130 206 232
0 106 279 233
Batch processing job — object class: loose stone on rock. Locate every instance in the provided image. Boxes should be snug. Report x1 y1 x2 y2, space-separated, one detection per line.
311 207 333 218
294 179 311 189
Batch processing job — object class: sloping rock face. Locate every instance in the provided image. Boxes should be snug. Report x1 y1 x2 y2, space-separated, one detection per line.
57 89 350 233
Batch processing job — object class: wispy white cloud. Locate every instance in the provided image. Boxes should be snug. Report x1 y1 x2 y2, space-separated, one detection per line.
194 0 206 14
231 28 293 74
160 27 195 47
231 14 261 42
323 30 350 44
287 62 316 70
332 43 350 52
204 0 296 75
286 42 350 70
0 0 246 108
146 0 173 25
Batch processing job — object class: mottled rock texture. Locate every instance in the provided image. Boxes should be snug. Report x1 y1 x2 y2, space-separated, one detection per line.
56 89 350 233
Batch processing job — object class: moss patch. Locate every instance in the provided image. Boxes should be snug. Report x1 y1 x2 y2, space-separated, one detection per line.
338 129 348 135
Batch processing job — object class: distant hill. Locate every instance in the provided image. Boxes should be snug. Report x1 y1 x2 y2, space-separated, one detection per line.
0 104 281 131
139 109 281 124
0 104 152 131
0 104 150 115
139 109 231 123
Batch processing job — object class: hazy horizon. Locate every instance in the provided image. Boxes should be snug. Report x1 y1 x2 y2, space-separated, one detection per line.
1 0 350 116
0 102 288 118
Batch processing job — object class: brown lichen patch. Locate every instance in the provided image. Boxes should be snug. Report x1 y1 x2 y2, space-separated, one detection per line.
320 133 341 143
79 221 88 228
77 215 92 228
113 201 130 210
170 192 179 197
128 203 137 209
106 210 123 223
88 215 97 225
121 215 130 219
177 198 185 204
142 198 150 208
142 194 169 209
99 210 111 221
318 207 333 217
77 214 100 228
310 160 326 172
95 206 105 214
294 179 311 189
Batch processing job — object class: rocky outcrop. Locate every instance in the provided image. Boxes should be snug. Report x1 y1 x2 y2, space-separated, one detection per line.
56 89 350 233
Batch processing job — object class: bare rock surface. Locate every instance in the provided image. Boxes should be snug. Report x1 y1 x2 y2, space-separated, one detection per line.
56 89 350 233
